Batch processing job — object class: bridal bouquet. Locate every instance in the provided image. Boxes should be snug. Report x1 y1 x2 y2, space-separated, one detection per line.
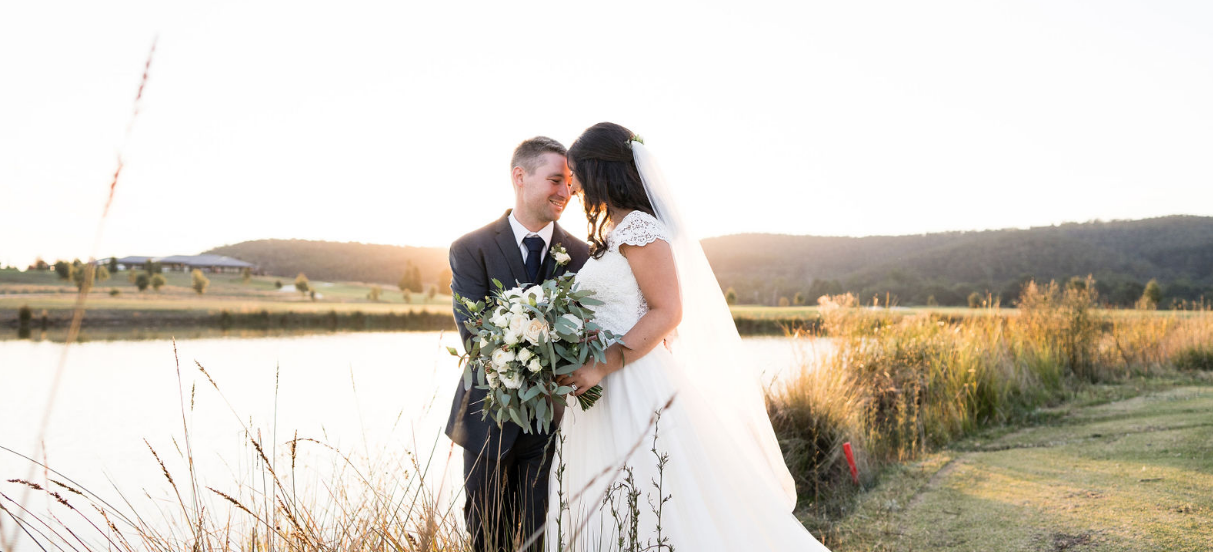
450 274 619 434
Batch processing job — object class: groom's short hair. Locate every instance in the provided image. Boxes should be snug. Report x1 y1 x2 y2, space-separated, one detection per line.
511 136 567 175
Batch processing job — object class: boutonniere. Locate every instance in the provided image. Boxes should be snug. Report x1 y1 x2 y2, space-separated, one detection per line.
550 243 572 266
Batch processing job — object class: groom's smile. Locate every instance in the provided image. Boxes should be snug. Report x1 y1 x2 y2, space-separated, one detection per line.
514 150 573 226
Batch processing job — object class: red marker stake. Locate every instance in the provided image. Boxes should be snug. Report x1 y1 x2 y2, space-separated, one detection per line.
843 442 859 484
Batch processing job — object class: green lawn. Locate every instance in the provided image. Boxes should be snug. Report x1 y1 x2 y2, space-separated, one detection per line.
728 304 1026 319
0 268 450 314
826 381 1213 551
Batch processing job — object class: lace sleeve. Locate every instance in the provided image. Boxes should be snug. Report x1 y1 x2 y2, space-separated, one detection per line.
609 211 669 251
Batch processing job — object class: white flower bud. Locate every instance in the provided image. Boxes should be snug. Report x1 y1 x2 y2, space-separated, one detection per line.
500 371 523 389
491 347 515 368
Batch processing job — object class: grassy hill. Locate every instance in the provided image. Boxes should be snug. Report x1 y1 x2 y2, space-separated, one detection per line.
702 215 1213 307
198 217 1213 308
205 239 449 288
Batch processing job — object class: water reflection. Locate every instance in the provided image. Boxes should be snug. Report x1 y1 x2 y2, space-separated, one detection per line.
0 331 821 551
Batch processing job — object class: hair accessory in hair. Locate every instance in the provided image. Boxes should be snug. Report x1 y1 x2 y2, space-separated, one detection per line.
631 134 645 145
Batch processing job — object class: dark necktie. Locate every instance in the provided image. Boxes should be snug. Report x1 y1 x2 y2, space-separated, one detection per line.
523 235 545 283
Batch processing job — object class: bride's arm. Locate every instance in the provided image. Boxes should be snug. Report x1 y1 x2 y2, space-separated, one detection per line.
558 239 682 396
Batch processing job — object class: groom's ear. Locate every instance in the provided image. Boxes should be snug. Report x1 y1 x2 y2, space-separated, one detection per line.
511 166 527 190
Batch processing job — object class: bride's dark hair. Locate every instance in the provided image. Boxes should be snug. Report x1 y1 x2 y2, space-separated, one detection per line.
567 122 655 259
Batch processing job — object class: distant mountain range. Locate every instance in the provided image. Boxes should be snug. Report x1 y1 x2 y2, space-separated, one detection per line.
207 216 1213 307
702 215 1213 307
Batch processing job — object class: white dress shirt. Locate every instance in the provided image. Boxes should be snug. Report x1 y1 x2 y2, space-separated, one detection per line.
508 212 554 265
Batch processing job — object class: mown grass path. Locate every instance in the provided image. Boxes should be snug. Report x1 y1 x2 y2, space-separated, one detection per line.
831 384 1213 551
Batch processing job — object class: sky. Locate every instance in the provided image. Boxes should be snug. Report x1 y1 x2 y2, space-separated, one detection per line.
2 0 1211 269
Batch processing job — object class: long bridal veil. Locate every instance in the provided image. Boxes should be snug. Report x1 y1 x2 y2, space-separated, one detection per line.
630 140 798 511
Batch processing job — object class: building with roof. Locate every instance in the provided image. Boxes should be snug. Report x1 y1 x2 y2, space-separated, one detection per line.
158 254 256 273
110 254 257 273
114 256 154 269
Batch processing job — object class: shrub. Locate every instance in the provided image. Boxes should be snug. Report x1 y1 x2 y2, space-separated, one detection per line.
295 273 310 295
1138 279 1162 310
725 287 737 305
1174 345 1213 371
967 291 982 308
135 272 150 292
72 264 95 291
1018 278 1102 381
150 273 167 292
191 269 210 295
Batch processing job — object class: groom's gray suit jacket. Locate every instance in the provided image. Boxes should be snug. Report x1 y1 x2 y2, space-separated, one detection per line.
445 209 590 457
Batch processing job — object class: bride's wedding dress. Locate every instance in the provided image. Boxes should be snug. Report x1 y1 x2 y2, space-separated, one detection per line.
545 210 830 551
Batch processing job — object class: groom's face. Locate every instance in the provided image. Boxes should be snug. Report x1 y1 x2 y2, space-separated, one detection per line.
515 152 573 223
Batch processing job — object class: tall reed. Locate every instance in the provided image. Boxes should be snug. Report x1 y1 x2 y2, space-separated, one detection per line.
765 280 1213 526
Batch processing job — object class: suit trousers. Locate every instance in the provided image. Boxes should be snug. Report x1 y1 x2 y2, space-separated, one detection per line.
464 428 555 552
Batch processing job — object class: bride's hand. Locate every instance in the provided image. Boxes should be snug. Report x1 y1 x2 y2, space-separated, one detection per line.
556 362 606 397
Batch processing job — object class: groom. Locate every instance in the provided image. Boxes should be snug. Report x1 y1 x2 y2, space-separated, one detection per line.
446 136 590 551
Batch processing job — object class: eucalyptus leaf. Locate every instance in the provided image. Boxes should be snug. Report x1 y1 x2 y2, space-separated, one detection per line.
535 398 548 423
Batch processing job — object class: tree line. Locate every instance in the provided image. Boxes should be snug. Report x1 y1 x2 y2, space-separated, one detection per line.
705 216 1213 308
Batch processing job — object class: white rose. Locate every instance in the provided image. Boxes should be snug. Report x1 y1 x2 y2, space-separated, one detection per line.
491 347 515 368
490 311 509 328
486 369 500 388
479 336 490 350
528 358 543 373
524 285 545 304
517 347 533 363
510 302 525 315
508 313 528 336
523 318 549 345
504 287 523 300
500 371 523 389
503 330 520 346
553 250 571 265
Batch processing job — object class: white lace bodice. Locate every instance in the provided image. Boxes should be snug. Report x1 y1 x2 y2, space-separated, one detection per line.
573 210 670 335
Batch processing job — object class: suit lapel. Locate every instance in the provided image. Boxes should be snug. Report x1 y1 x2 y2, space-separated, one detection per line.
493 212 529 288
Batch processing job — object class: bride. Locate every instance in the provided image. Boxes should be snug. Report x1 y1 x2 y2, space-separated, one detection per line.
545 122 830 551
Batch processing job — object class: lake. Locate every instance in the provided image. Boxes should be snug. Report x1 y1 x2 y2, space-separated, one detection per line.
0 331 821 549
